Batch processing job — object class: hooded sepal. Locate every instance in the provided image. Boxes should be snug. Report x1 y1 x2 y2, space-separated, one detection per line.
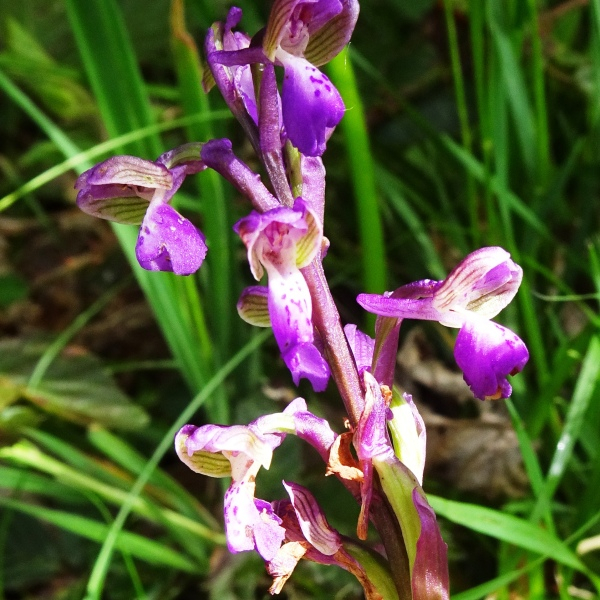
75 156 170 225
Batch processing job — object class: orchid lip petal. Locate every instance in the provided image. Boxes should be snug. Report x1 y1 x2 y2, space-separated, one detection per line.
135 203 207 275
454 318 529 400
279 53 345 156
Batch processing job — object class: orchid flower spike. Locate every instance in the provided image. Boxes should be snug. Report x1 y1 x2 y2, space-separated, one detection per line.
357 247 529 400
235 198 330 391
75 144 207 275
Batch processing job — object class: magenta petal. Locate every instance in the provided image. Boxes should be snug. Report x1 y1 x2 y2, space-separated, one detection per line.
344 323 375 375
135 203 207 275
280 55 344 156
356 293 443 321
282 343 330 391
454 319 529 400
355 372 395 463
282 481 341 555
224 487 286 559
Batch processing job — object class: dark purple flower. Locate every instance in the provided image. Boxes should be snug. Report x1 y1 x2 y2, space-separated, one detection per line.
75 145 207 275
357 247 529 400
234 198 330 391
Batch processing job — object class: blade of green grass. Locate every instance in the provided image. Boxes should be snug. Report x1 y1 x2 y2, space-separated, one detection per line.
27 280 128 390
0 466 82 503
0 440 222 547
428 495 586 572
86 425 218 529
328 48 387 306
170 0 235 423
442 0 478 244
504 399 555 535
487 2 537 180
0 497 200 573
376 166 446 279
530 334 600 523
63 0 160 159
525 0 550 183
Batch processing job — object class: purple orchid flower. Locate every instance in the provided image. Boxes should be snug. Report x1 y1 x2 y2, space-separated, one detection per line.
174 401 302 560
75 145 207 275
208 1 358 157
174 399 341 561
263 0 359 156
234 198 330 391
357 247 529 400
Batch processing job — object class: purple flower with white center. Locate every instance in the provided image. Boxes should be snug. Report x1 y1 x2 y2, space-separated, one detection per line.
208 1 358 157
263 0 358 156
75 145 207 275
175 402 300 560
357 247 529 400
234 198 330 391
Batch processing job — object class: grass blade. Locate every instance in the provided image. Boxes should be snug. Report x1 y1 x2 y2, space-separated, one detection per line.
329 48 387 305
428 495 586 572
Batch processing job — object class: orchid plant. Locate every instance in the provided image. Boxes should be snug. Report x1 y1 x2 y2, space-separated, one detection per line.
75 0 529 597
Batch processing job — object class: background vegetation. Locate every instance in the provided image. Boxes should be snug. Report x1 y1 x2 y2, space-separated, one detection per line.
1 0 600 598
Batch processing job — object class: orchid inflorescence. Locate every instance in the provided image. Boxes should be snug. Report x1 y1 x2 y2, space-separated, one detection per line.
76 1 529 597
